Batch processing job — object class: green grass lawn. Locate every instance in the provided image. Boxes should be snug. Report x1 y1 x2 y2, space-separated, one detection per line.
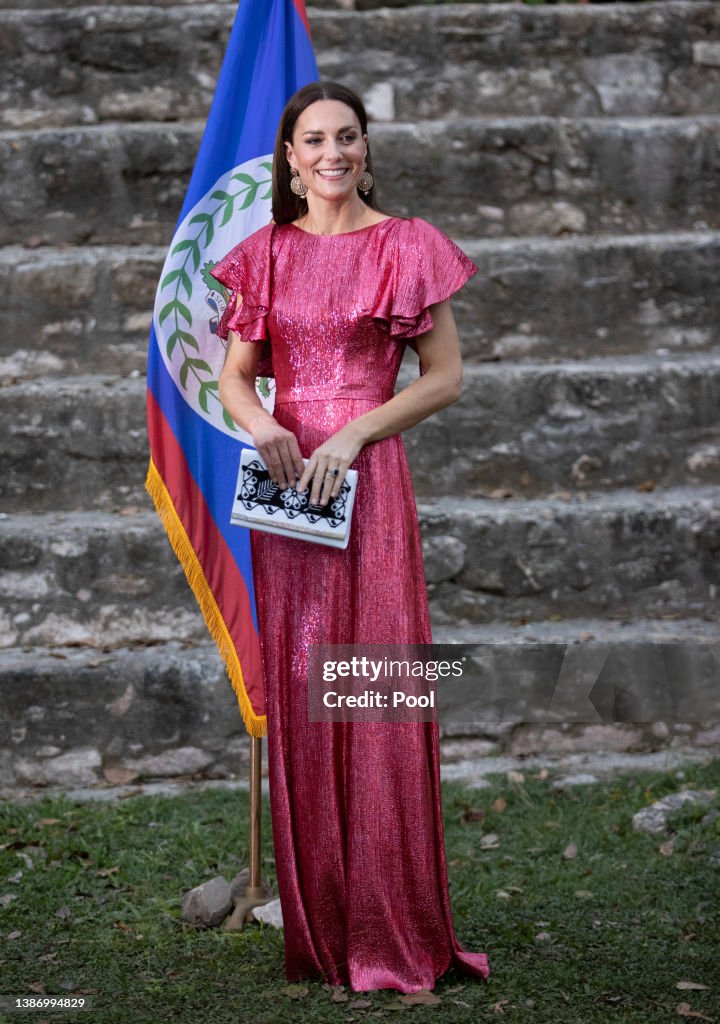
1 759 718 1023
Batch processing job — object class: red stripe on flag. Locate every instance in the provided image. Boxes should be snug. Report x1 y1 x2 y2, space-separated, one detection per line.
146 389 266 723
292 0 312 41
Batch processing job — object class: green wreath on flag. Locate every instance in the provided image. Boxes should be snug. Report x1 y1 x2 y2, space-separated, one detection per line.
157 162 273 432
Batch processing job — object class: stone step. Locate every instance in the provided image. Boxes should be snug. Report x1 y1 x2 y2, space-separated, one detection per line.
3 2 718 129
403 351 720 498
3 232 720 383
0 488 718 648
3 116 719 248
2 354 719 511
420 486 720 625
2 618 717 792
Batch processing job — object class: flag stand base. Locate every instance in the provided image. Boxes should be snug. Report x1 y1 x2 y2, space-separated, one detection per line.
223 736 274 931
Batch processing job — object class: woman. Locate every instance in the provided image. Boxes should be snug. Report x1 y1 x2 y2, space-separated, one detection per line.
210 81 491 995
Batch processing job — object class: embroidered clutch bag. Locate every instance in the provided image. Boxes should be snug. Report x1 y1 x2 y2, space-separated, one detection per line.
230 447 358 549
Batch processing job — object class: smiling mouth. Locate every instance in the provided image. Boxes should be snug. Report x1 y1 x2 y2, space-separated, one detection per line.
316 169 350 178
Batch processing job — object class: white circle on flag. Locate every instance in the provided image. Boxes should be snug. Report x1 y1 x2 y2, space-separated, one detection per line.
153 154 275 440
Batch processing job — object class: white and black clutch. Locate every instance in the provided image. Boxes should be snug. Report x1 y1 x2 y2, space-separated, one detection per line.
230 447 358 549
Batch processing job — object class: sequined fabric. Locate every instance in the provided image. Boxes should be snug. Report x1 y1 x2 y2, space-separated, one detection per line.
210 217 490 993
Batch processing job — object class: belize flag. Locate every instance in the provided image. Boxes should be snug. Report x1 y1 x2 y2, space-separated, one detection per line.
145 0 318 737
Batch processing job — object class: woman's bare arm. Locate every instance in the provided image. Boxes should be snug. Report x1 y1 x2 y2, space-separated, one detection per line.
218 333 305 489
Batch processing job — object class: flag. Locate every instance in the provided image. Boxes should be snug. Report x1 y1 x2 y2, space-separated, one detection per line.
145 0 318 737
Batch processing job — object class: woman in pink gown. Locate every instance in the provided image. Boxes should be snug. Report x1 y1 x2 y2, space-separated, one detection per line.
211 82 491 994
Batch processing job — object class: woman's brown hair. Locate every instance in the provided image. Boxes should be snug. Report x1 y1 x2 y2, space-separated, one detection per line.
271 81 381 225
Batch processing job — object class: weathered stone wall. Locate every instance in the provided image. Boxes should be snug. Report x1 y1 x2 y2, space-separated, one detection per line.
1 0 719 793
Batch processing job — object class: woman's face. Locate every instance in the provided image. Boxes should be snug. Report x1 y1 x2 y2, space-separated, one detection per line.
285 99 368 205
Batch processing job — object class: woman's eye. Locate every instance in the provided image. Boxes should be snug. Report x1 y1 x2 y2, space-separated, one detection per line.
342 135 357 143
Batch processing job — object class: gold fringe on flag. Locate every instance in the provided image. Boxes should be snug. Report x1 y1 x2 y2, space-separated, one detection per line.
144 457 267 738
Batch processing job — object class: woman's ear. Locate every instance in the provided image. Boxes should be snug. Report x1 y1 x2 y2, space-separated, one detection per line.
284 140 295 168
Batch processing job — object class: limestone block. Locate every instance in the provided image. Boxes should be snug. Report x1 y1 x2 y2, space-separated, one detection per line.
632 789 716 835
422 536 467 584
14 747 102 787
181 876 234 929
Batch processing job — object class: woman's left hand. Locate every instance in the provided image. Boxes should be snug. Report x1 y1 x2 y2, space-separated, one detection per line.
296 424 364 506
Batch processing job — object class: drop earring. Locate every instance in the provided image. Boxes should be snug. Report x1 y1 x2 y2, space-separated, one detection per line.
289 168 308 198
357 165 374 194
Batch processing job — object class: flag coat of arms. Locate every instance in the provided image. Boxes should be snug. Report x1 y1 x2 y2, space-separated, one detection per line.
145 0 318 737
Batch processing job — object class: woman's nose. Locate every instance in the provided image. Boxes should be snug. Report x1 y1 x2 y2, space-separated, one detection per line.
323 141 342 161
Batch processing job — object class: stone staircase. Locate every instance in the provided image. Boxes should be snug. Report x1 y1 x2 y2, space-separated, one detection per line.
1 0 719 793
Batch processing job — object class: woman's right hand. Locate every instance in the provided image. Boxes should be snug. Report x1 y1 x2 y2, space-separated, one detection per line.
248 411 305 491
217 333 305 490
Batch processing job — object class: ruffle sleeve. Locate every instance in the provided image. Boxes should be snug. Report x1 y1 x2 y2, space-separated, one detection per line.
209 222 274 378
372 217 478 340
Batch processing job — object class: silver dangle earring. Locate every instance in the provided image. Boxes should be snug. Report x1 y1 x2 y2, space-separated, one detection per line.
357 164 374 194
290 168 308 198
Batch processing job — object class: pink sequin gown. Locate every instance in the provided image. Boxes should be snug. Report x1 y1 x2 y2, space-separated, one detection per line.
211 216 491 994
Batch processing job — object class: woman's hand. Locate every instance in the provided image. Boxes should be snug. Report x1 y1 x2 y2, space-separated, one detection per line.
296 423 365 506
217 332 304 489
249 412 305 491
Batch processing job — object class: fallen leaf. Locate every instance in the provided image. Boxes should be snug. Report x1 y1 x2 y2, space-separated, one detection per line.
660 839 676 856
676 982 709 991
676 1002 714 1020
507 771 524 784
480 832 499 849
492 998 511 1012
348 999 373 1009
563 843 578 859
96 866 120 877
531 769 549 781
331 988 349 1003
495 889 511 899
103 767 140 786
461 807 485 823
398 990 441 1006
491 797 507 812
37 819 62 826
574 890 593 899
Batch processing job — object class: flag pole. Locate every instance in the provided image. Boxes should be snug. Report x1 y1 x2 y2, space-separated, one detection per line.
224 735 270 930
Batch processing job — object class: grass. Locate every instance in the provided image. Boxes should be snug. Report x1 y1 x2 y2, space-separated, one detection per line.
0 759 718 1023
